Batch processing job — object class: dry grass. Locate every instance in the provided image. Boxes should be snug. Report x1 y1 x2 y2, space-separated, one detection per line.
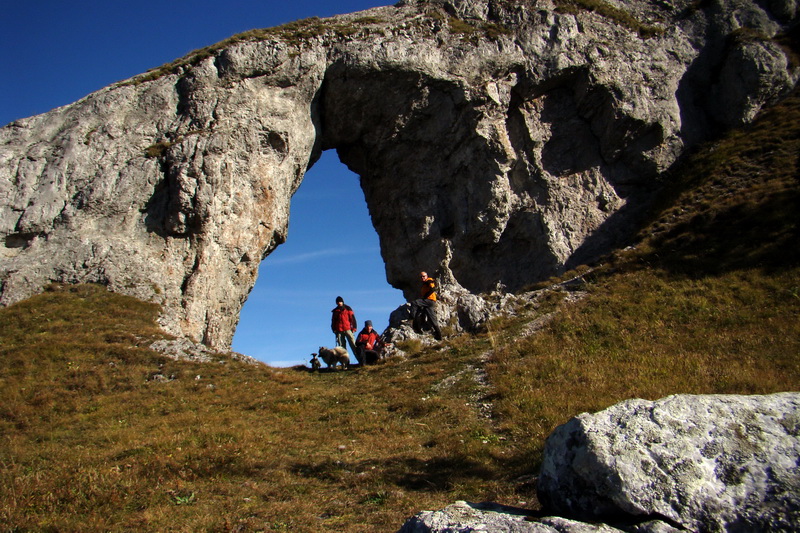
487 86 800 468
0 285 522 531
120 16 386 87
2 89 799 532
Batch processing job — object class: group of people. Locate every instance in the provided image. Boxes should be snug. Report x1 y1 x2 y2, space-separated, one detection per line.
329 271 443 366
331 295 384 366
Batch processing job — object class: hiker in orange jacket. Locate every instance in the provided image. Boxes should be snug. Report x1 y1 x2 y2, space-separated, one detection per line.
410 271 442 341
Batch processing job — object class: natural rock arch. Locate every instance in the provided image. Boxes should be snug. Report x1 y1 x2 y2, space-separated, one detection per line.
1 0 797 349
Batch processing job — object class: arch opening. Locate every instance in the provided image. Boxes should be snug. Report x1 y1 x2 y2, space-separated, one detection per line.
232 149 404 367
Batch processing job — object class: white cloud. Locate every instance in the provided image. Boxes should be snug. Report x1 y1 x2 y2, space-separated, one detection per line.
264 246 382 267
266 248 351 266
264 359 309 368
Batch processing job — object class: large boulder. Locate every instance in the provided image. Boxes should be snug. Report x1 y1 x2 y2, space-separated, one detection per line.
398 393 800 532
538 393 800 532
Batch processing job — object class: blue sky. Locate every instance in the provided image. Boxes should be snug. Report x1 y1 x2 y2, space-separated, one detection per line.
1 0 405 367
233 150 406 366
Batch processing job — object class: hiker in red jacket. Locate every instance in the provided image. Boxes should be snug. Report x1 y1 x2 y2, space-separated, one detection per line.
355 320 384 365
331 296 358 358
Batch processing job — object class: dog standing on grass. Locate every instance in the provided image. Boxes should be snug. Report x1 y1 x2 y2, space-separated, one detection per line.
315 346 350 370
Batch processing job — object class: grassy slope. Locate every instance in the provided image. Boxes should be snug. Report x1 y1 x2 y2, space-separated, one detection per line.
1 90 799 532
488 87 800 468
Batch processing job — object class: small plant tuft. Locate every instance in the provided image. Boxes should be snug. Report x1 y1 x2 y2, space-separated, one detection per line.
554 0 664 38
145 140 173 159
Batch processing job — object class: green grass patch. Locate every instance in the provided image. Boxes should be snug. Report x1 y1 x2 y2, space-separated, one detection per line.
144 130 207 159
120 15 389 87
554 0 664 38
446 16 513 42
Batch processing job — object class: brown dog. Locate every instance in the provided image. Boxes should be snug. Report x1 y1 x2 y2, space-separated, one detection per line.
315 346 350 369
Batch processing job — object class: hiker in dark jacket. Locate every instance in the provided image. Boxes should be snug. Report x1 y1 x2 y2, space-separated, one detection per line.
331 296 358 357
410 271 443 341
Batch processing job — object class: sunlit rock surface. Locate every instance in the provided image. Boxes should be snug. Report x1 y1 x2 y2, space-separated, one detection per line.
538 393 800 532
1 0 797 348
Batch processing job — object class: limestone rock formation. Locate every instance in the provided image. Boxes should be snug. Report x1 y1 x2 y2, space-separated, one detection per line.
1 0 798 349
398 500 629 532
397 393 800 532
538 392 800 532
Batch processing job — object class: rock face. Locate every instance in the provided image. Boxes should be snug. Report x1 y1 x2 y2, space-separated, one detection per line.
538 393 800 532
398 393 800 532
399 501 629 532
1 0 797 348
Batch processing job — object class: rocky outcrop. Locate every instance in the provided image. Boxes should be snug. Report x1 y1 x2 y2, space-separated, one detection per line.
1 0 797 349
538 392 800 532
398 393 800 532
399 500 629 532
148 338 261 365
